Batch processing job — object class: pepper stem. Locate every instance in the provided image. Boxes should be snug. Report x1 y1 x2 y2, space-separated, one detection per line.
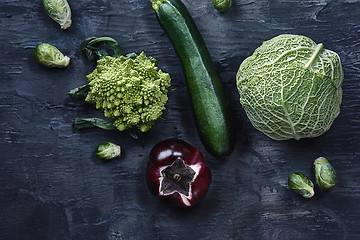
160 158 196 196
173 173 182 182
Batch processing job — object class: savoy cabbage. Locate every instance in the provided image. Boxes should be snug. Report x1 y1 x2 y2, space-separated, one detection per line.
236 34 343 140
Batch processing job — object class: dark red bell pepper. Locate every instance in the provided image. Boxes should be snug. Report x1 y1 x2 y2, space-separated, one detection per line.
146 138 212 207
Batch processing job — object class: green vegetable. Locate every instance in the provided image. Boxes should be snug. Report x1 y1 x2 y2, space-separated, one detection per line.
288 172 315 198
70 37 171 133
212 0 232 12
151 0 236 157
95 142 121 160
33 43 70 68
236 34 343 140
43 0 72 30
313 157 336 190
86 53 170 132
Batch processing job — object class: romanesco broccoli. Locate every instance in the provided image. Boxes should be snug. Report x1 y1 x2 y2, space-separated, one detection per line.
84 52 171 132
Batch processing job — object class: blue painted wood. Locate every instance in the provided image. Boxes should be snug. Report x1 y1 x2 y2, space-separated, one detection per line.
0 0 359 239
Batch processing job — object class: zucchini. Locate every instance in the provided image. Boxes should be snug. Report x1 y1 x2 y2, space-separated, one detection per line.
151 0 236 157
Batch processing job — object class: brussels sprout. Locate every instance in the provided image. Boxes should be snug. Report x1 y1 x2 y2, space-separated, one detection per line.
43 0 72 30
33 43 70 68
313 157 336 190
288 172 314 198
212 0 232 12
95 142 121 161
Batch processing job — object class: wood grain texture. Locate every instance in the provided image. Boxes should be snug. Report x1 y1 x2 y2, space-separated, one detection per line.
1 0 360 239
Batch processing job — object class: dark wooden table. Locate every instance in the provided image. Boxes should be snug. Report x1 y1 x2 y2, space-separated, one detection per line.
1 0 359 239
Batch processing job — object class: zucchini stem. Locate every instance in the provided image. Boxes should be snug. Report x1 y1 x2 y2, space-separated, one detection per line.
151 0 167 11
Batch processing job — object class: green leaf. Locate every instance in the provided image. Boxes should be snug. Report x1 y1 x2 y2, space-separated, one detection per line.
148 56 158 66
94 49 109 59
125 52 138 59
73 117 116 130
68 84 90 99
128 129 139 139
80 36 123 61
128 128 145 147
159 115 168 120
124 52 158 65
79 37 96 51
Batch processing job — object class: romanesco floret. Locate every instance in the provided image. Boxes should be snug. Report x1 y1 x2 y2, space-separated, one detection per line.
85 52 171 132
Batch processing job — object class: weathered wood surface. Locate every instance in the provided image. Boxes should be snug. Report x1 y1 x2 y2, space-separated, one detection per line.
1 0 360 239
